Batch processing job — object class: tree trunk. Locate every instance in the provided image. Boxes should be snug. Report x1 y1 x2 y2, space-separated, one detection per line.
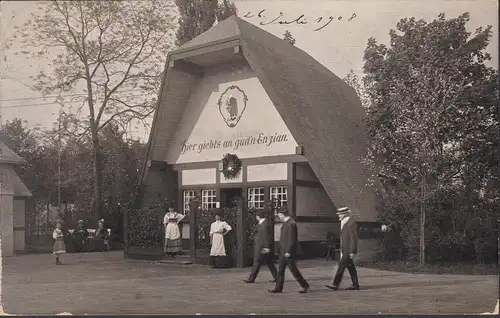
419 172 426 266
92 135 102 219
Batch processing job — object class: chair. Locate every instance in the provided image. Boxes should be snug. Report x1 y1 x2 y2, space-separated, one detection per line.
104 229 111 251
325 231 337 260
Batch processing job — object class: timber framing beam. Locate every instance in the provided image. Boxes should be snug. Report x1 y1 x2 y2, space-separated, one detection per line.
170 59 204 77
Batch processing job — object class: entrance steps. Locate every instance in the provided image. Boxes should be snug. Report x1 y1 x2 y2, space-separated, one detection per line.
157 252 193 265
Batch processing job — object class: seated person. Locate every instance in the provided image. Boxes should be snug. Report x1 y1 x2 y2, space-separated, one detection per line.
73 219 88 252
90 219 109 251
94 219 108 239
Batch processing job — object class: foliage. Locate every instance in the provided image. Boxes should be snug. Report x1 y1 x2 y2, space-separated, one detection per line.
220 153 242 179
128 206 163 248
127 195 172 248
175 0 237 46
342 69 369 108
283 30 296 46
245 208 259 253
1 117 147 244
12 0 176 217
362 12 499 264
0 119 56 237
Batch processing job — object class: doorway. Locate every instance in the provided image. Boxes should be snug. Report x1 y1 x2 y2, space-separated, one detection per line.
220 188 243 208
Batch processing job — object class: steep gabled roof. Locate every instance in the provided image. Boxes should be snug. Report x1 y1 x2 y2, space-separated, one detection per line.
141 15 382 222
177 17 241 51
0 141 26 164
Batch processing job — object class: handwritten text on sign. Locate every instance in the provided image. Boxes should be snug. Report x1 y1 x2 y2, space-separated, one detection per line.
181 133 289 154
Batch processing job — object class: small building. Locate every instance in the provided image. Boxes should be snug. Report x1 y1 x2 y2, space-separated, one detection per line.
0 142 32 256
132 16 383 261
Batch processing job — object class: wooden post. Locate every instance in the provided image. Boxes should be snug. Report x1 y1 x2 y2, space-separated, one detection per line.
123 204 129 257
236 199 247 268
189 207 196 264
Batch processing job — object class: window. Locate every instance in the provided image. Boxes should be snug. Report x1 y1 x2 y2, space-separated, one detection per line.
248 187 265 209
183 190 197 213
201 189 217 210
270 186 288 209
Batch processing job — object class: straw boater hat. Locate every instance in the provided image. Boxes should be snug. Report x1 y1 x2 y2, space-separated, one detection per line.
336 207 351 216
78 220 84 224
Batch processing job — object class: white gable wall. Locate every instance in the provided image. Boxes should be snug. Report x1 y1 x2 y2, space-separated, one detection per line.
165 65 298 164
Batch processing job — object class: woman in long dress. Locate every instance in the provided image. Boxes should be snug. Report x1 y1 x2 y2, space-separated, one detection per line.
53 221 66 265
209 214 232 268
164 207 185 257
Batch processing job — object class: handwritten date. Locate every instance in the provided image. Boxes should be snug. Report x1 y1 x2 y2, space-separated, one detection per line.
243 10 357 31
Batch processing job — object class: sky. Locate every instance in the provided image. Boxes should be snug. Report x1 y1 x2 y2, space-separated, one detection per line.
0 0 498 140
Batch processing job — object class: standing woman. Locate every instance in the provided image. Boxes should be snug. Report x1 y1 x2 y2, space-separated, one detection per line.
209 214 232 268
53 221 66 265
164 206 185 257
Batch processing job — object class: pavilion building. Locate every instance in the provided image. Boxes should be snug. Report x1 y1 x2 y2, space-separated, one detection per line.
131 15 383 261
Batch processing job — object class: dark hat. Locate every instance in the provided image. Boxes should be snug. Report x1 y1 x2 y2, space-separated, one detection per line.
336 207 351 216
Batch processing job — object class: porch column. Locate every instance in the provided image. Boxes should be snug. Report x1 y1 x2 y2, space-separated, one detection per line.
236 199 247 268
189 206 196 264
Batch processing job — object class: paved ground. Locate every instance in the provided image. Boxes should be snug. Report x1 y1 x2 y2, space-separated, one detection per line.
1 251 498 315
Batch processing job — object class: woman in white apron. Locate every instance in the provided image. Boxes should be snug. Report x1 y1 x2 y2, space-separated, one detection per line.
164 207 185 257
209 214 232 268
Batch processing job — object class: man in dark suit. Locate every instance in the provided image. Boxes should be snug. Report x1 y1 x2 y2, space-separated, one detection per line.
243 210 278 283
269 208 310 294
325 206 360 291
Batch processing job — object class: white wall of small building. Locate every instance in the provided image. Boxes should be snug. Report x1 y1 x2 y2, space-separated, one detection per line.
0 193 14 256
13 198 25 252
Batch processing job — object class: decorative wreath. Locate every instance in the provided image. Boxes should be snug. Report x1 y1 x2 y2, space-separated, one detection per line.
221 153 242 179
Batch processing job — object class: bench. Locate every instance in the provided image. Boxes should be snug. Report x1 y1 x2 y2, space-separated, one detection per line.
68 228 111 251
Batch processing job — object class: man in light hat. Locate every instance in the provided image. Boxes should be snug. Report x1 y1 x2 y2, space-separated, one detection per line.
325 206 360 291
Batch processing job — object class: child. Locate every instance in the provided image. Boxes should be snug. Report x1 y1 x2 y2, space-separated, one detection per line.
52 222 66 265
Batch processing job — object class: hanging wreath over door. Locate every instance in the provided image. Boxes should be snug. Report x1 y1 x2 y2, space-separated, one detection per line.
220 153 242 179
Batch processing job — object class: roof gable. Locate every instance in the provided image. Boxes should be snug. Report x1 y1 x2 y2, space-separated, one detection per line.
177 15 242 52
0 142 26 164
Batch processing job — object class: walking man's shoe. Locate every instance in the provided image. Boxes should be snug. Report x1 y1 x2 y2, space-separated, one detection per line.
268 289 282 293
242 279 255 284
345 285 360 290
299 286 309 294
325 284 339 291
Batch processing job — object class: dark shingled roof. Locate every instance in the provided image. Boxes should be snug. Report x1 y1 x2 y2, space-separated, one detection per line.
141 15 382 222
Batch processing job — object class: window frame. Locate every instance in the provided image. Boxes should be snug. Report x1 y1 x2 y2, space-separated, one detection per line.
182 190 197 213
247 187 265 209
270 186 288 211
201 189 217 210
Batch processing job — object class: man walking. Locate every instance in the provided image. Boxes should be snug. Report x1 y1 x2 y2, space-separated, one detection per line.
243 211 278 283
269 208 310 294
325 206 360 291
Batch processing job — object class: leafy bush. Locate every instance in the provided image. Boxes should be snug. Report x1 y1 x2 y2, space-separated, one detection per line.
377 186 499 264
128 203 165 249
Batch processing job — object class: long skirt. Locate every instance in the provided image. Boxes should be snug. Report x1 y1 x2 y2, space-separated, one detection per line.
210 233 226 256
165 237 183 253
53 238 66 254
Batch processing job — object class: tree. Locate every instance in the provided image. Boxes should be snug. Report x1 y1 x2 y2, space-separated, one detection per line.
175 0 237 46
51 116 146 236
283 30 296 46
14 0 176 218
363 13 498 264
342 69 369 108
0 119 57 242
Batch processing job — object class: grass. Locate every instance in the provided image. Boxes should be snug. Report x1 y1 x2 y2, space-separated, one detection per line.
357 260 498 275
